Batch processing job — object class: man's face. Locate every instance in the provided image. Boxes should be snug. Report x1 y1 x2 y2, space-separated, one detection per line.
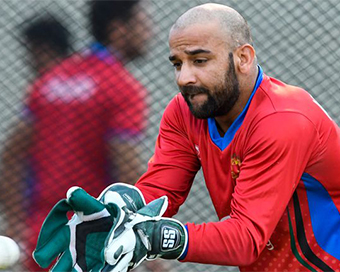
27 42 59 75
125 3 153 59
168 22 240 119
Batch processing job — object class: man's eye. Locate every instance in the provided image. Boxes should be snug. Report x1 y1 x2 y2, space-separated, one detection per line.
194 59 207 64
172 62 182 68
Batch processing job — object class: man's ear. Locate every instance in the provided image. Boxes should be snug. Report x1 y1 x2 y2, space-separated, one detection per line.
234 44 256 74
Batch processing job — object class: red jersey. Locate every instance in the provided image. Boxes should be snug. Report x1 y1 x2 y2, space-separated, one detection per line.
26 43 147 239
136 67 340 271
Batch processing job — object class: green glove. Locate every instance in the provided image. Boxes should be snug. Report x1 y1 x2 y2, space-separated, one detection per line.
33 186 118 271
98 183 146 212
103 196 188 272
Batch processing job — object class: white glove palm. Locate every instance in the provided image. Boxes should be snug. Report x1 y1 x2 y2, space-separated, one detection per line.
103 193 187 272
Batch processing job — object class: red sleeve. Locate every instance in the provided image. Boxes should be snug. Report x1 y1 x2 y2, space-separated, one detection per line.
184 112 319 266
136 96 201 217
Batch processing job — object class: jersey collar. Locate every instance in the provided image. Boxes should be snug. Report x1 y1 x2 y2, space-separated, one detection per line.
208 65 263 151
89 42 120 65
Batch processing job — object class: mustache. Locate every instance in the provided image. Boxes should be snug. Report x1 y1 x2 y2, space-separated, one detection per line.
180 85 209 96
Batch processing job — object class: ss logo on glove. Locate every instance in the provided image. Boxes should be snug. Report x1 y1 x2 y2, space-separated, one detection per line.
161 226 179 251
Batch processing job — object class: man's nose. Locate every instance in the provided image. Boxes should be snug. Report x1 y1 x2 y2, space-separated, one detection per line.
176 64 197 86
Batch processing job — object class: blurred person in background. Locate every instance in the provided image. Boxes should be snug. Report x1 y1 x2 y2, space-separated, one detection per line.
0 15 71 271
1 1 154 270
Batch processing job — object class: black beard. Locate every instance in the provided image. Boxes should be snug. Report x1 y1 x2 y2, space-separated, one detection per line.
180 53 240 119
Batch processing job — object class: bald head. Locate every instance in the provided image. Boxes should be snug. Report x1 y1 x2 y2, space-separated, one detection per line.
171 3 252 50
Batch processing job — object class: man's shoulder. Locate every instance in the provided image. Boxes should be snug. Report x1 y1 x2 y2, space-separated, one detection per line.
56 51 108 73
248 74 335 136
33 49 124 86
253 75 317 118
45 48 124 75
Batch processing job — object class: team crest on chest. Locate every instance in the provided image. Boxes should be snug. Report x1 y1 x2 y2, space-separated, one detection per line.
231 154 241 179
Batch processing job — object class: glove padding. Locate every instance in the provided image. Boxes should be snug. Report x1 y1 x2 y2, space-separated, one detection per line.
33 186 119 271
103 193 188 272
98 183 146 213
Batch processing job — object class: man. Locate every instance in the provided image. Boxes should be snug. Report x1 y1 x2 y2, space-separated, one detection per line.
1 1 152 270
1 15 71 271
34 3 340 272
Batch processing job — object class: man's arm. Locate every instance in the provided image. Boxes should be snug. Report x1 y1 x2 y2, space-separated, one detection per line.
136 95 201 217
133 108 318 267
183 113 319 266
0 119 33 239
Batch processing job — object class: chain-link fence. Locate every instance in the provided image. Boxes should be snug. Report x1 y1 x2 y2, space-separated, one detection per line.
0 0 339 271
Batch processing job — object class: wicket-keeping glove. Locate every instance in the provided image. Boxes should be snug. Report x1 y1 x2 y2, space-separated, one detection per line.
33 186 119 271
102 192 188 272
98 183 146 213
